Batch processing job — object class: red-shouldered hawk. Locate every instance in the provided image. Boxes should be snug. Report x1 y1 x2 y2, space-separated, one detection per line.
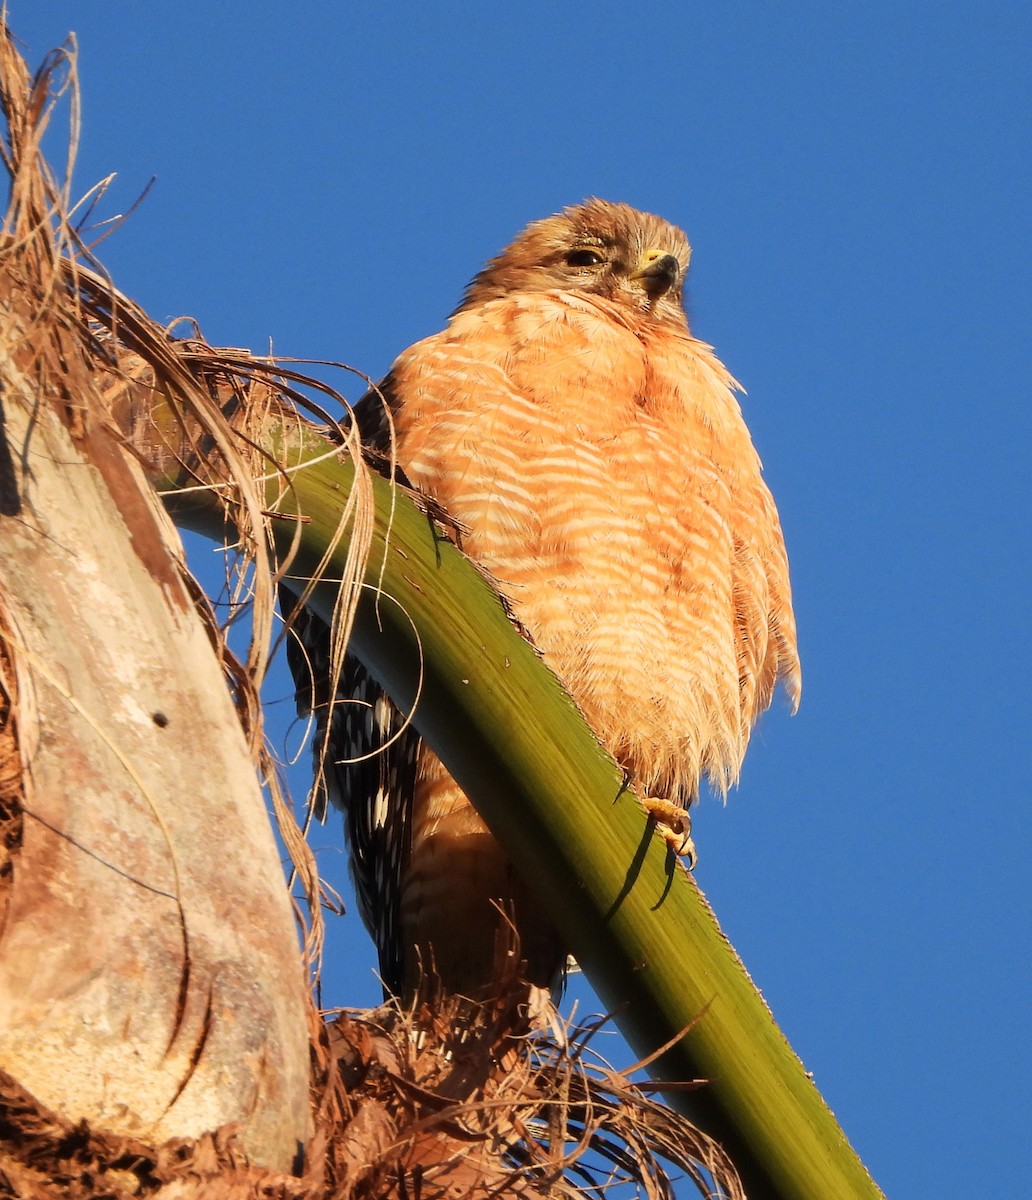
286 199 800 1001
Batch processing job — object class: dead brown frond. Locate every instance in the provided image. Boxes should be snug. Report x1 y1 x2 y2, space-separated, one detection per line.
311 996 743 1200
0 1066 309 1200
0 19 394 973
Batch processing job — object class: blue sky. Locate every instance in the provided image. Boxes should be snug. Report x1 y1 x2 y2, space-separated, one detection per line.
13 5 1030 1197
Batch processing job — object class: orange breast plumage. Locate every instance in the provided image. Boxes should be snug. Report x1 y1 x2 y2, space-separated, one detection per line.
391 287 799 806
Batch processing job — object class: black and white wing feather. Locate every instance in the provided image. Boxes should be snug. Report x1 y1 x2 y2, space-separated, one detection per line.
281 381 419 996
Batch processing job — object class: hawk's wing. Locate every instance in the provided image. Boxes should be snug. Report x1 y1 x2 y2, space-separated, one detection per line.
281 380 419 995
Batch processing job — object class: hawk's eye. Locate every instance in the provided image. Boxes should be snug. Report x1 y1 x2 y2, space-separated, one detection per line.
565 248 604 267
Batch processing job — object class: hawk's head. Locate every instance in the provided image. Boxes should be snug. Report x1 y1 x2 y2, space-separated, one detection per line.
458 199 692 327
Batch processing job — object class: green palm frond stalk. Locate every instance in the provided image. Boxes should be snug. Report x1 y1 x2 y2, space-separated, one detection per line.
168 418 882 1200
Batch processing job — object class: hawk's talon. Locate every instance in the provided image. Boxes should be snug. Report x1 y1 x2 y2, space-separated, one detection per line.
643 796 696 868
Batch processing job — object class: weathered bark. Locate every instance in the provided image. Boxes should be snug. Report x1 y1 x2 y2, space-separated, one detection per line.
0 213 309 1174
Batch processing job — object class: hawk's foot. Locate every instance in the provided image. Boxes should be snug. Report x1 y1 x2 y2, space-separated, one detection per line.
642 797 696 867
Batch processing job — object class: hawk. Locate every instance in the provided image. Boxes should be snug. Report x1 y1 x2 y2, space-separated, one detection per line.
286 199 800 1001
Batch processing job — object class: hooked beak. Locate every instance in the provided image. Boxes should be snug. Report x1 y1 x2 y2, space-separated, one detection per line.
630 250 681 299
